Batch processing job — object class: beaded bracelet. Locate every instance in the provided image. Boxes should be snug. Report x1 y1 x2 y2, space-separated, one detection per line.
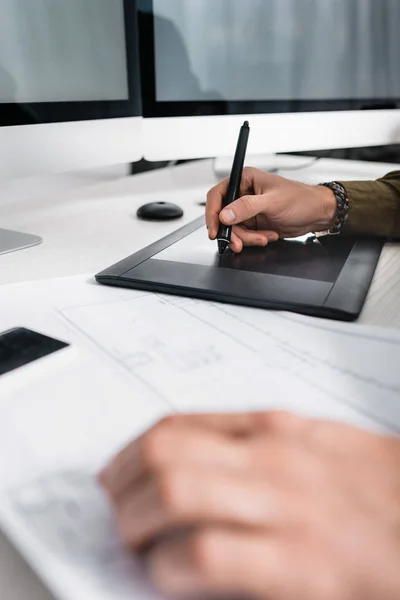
319 181 350 234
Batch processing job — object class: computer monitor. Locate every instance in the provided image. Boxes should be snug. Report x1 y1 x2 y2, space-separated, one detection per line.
0 0 142 254
138 0 400 162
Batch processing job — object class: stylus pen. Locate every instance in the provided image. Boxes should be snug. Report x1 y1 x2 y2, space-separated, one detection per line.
217 120 250 255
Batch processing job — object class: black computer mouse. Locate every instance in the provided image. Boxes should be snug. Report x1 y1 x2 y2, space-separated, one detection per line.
137 202 183 221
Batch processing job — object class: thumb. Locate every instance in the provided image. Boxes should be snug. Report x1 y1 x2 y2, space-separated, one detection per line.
220 194 266 225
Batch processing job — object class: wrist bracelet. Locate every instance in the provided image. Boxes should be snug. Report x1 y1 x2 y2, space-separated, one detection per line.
319 181 350 234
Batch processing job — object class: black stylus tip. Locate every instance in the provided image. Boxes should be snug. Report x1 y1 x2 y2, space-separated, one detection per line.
243 120 249 127
218 240 228 255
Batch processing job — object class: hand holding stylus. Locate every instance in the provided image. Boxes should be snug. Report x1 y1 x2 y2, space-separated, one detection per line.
207 167 337 253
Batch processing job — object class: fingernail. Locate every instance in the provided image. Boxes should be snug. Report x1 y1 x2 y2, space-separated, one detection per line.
221 208 236 224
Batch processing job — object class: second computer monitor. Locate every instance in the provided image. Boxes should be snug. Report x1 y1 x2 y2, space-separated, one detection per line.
138 0 400 161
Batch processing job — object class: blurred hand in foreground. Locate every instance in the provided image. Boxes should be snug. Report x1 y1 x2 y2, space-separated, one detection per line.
100 411 400 600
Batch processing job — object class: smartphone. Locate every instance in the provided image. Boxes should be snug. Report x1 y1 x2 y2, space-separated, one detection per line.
0 327 69 377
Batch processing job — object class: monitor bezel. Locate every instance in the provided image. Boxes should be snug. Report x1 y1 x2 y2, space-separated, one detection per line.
0 0 141 127
138 0 400 119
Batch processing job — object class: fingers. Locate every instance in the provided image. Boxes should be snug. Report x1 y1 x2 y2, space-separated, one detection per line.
232 225 279 250
114 467 307 549
220 193 268 226
159 411 270 435
229 229 243 253
206 178 228 239
206 167 259 239
147 528 301 599
207 228 244 253
163 410 305 437
100 412 311 500
100 416 254 501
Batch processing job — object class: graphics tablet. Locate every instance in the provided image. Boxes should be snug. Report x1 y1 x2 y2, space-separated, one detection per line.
96 217 384 321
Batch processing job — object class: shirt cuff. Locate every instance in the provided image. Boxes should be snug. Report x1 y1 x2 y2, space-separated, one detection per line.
339 179 400 238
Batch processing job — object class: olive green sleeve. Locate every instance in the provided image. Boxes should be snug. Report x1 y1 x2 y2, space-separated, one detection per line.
339 170 400 238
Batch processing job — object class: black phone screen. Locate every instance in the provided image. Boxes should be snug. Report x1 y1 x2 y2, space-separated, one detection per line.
0 328 69 377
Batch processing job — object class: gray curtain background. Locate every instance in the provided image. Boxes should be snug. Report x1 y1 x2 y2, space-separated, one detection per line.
0 0 128 103
154 0 400 102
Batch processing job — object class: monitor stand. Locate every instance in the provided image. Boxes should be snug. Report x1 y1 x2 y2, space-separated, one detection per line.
0 229 42 256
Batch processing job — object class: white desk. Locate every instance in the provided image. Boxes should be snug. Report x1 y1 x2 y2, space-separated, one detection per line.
1 157 400 600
